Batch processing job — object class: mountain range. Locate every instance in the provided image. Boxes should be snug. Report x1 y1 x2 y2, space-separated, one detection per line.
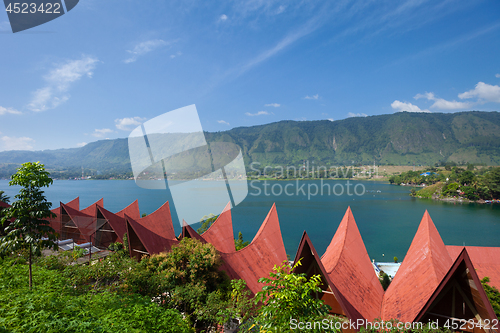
1 111 499 177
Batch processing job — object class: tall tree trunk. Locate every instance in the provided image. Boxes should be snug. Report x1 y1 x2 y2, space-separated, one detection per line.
29 246 32 290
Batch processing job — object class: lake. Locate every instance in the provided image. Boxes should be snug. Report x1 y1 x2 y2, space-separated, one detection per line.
1 179 499 262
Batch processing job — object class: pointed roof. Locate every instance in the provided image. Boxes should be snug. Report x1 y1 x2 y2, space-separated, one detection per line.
60 202 96 241
293 231 361 320
124 213 178 254
415 247 498 325
220 203 288 294
0 201 10 208
51 197 79 215
97 205 127 242
116 199 140 220
181 220 207 243
321 207 384 322
382 210 453 322
201 202 235 253
80 198 103 217
447 245 500 291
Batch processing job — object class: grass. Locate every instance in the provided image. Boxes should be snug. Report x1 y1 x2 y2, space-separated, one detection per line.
414 182 446 199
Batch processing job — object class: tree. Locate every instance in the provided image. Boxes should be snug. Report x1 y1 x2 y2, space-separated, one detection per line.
197 214 218 234
0 190 10 204
234 231 250 250
253 259 335 332
0 162 58 290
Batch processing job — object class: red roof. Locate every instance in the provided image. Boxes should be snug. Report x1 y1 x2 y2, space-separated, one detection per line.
123 201 178 254
115 199 140 220
293 231 362 320
125 213 178 254
181 220 207 243
447 245 500 291
80 198 103 217
321 207 384 322
60 203 96 242
51 197 79 215
415 247 498 325
97 205 127 242
382 210 453 322
0 201 10 208
201 202 235 253
220 203 287 294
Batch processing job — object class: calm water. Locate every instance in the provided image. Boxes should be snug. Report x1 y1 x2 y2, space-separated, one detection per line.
1 179 499 262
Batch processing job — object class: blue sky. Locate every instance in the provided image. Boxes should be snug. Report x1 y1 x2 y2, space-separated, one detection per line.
0 0 499 151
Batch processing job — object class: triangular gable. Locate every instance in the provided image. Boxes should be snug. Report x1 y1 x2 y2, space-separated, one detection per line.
116 199 140 220
81 198 103 217
382 210 453 323
201 202 235 253
293 231 361 320
321 207 384 322
220 203 287 295
59 203 96 242
97 205 127 242
126 218 149 260
125 213 178 255
416 248 498 331
448 245 500 292
181 220 207 243
50 197 79 216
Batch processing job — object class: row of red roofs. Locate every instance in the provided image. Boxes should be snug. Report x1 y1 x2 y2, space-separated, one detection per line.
1 198 499 328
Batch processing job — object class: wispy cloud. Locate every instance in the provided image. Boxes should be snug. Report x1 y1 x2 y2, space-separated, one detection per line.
414 92 473 110
265 103 280 107
76 142 87 147
391 100 430 113
245 111 271 116
0 106 22 115
28 56 98 112
347 112 368 117
1 136 35 151
217 120 230 125
219 14 228 22
92 128 114 138
459 82 500 103
124 39 169 64
170 51 182 59
115 117 147 131
304 94 319 100
495 74 500 78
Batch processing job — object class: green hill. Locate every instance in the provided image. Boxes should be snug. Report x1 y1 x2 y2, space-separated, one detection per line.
1 111 499 177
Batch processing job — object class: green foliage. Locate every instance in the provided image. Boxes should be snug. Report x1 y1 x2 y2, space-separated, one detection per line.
72 246 86 261
122 232 129 253
235 231 250 250
133 238 231 331
217 279 257 330
254 259 336 332
379 271 391 291
486 167 500 198
458 170 475 185
0 162 58 289
394 256 398 263
442 182 460 196
0 190 10 204
0 256 193 333
197 213 218 234
481 277 500 319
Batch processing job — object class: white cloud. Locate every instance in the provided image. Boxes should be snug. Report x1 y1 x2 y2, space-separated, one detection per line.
92 128 114 138
458 82 500 103
170 51 182 59
496 74 500 78
391 100 430 113
328 118 334 122
0 106 22 115
264 103 280 107
1 136 35 151
124 39 168 64
347 112 368 117
219 14 228 22
414 92 473 110
217 120 230 125
115 117 147 131
28 56 98 112
76 142 87 147
275 5 286 14
305 94 319 100
245 111 271 116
